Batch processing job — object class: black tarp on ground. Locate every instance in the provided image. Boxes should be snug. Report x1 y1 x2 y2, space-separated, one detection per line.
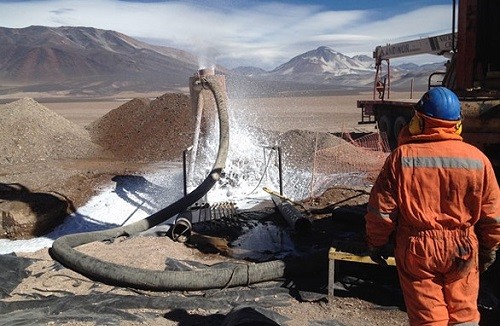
0 262 292 326
0 291 292 326
0 254 35 299
1 209 498 325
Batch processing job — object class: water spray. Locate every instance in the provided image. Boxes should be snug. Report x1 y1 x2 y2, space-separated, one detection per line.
49 70 322 291
50 72 239 290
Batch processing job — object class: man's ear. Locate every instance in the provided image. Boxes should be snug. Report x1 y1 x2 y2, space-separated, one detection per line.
455 120 462 135
408 113 424 135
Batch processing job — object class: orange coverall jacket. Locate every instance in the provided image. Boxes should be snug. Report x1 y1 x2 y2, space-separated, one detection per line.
365 115 500 325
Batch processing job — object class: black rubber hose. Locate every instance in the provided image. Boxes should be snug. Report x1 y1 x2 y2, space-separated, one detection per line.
49 76 291 290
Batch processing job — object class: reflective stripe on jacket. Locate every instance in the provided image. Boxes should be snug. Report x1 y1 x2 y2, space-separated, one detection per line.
365 116 500 250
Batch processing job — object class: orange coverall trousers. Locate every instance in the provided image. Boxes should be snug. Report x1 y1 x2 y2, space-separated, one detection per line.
395 227 480 325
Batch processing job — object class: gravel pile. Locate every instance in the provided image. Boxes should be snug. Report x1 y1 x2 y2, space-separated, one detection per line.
88 93 195 162
275 129 346 168
0 98 103 165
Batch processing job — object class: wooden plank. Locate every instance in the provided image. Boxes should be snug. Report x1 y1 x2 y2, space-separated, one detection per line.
328 248 396 266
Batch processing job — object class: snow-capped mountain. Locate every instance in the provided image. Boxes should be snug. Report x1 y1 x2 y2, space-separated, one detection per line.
270 46 373 76
228 45 447 95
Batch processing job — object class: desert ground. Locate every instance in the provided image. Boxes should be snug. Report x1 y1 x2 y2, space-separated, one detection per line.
3 88 495 326
40 91 414 132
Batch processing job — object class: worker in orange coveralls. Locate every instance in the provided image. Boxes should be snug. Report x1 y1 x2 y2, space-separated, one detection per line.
365 87 500 326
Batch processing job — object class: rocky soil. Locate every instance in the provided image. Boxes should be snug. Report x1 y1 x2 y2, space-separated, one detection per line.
88 93 195 162
0 94 407 325
0 98 103 165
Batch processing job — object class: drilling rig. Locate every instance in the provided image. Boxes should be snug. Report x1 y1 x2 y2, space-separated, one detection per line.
357 0 500 176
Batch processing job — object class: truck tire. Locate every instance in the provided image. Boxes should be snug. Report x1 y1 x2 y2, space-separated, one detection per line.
393 116 408 140
377 115 393 139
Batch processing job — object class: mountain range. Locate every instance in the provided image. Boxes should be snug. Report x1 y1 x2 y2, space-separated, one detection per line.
0 26 446 97
0 26 200 96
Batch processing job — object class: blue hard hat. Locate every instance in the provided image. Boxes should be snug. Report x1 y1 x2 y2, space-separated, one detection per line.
416 87 461 120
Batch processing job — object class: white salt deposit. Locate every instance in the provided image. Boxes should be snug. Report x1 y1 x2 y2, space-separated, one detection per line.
0 155 283 255
0 167 185 254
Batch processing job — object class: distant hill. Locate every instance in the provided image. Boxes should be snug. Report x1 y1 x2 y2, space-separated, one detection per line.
270 46 373 75
229 46 446 95
0 26 445 97
230 66 268 76
0 26 200 96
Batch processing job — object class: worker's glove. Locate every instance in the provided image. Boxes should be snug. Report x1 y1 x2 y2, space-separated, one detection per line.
368 244 392 266
478 247 497 273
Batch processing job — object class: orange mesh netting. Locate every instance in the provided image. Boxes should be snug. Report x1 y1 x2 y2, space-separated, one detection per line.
307 131 390 198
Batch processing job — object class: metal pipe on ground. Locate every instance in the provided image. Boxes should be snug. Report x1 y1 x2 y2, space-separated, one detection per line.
171 216 192 243
264 187 311 235
171 202 236 243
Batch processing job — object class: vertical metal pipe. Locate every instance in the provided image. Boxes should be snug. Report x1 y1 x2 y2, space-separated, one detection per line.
182 149 188 196
277 146 283 196
387 59 391 99
189 92 204 184
373 64 381 100
452 0 456 52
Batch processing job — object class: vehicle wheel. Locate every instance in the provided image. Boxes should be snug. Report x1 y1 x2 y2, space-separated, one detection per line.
378 115 395 149
393 116 409 140
377 115 393 138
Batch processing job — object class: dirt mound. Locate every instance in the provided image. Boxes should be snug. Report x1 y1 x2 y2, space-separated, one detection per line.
0 98 103 165
276 129 346 168
88 93 195 161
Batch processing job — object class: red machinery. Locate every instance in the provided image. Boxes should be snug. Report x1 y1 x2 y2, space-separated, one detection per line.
357 0 500 176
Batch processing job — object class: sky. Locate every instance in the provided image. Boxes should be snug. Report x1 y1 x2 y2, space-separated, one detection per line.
0 0 455 69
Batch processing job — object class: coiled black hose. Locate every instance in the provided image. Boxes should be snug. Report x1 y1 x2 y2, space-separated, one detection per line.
50 76 291 290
